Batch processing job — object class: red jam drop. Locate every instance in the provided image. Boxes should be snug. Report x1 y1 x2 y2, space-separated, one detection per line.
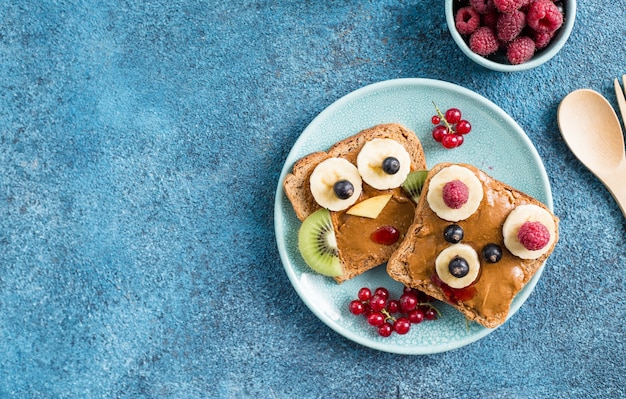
431 273 477 302
370 225 400 245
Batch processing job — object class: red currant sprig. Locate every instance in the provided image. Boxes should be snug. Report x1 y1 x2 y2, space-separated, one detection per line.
348 286 440 337
431 102 472 149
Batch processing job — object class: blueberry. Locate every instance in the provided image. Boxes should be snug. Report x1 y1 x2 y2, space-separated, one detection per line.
333 180 354 200
382 157 400 175
448 256 469 278
482 243 502 263
443 224 464 243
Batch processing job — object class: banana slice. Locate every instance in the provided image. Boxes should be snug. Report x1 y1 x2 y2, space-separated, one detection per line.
503 204 556 259
426 165 483 222
310 157 362 211
356 138 411 190
435 243 481 289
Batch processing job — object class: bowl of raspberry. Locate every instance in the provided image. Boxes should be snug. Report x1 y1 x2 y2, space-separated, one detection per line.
445 0 576 72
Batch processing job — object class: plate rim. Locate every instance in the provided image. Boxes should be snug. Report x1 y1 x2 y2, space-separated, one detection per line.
274 78 553 355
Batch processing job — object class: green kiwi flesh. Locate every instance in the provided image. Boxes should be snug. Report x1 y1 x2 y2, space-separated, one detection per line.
298 208 341 277
402 170 428 203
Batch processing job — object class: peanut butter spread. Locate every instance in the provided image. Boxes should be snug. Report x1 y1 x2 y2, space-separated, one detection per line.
333 185 415 270
405 170 532 320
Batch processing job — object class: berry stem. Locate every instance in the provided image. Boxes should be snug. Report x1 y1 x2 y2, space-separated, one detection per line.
381 308 396 323
432 101 454 134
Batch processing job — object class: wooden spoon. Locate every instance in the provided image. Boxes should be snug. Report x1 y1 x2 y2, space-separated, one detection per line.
557 89 626 218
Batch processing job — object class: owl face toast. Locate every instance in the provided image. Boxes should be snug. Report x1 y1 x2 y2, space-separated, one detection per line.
387 163 559 328
283 123 427 283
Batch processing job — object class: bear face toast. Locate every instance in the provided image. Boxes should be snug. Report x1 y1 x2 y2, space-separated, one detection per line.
283 123 427 283
387 162 559 328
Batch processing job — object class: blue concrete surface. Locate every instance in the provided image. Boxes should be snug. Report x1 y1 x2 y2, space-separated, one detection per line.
1 1 625 398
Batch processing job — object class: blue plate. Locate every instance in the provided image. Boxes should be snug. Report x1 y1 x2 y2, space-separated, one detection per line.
274 78 553 354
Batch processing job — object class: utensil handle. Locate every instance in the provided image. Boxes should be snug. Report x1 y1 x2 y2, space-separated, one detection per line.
614 78 626 130
604 161 626 219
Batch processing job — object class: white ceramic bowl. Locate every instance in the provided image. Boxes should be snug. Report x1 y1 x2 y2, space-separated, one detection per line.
445 0 576 72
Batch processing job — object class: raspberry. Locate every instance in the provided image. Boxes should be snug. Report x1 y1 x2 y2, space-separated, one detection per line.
517 221 550 251
481 11 499 30
469 0 495 14
493 0 526 13
527 0 563 33
442 180 469 209
455 6 481 35
496 10 526 43
507 36 535 65
532 30 555 49
469 27 499 56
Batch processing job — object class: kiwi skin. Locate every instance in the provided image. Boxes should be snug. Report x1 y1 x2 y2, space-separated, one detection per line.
402 170 429 203
297 208 342 277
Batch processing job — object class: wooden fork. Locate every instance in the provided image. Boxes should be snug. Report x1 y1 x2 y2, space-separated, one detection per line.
614 74 626 130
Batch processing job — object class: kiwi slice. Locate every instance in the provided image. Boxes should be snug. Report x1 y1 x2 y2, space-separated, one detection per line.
298 208 342 277
402 170 429 203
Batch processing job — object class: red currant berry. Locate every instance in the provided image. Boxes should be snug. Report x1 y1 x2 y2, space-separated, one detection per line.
403 286 413 294
456 119 472 134
408 308 424 324
357 287 371 302
349 300 365 315
367 311 386 327
399 292 418 313
387 299 400 314
431 115 441 124
393 317 411 334
432 125 448 142
424 307 438 321
374 287 389 300
455 134 464 146
445 108 462 124
378 322 394 337
421 293 437 303
361 303 372 316
441 134 461 149
369 294 387 312
413 290 429 303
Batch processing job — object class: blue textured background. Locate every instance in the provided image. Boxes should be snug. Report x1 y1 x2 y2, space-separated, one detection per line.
1 1 625 398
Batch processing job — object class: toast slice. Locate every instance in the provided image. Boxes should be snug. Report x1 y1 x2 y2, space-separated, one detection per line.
283 123 427 283
387 162 559 328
